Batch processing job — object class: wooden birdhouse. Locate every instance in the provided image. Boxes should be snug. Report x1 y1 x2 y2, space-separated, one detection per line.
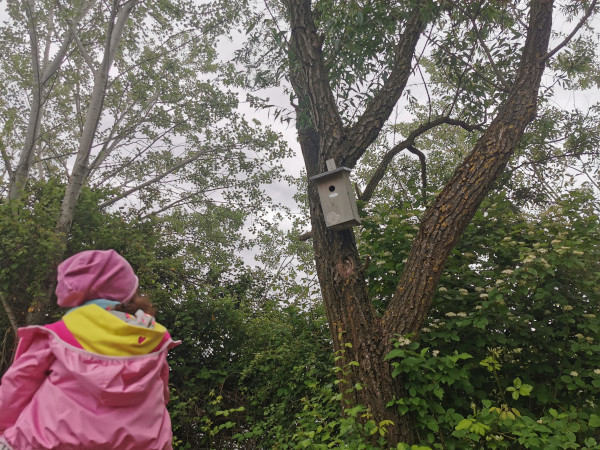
310 159 361 229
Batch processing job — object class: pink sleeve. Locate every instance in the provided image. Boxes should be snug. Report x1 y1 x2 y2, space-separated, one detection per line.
0 331 54 432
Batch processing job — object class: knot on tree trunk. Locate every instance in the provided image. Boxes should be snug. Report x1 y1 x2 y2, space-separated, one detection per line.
335 256 355 281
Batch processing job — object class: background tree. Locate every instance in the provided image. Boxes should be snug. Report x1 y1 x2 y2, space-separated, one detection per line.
0 0 288 326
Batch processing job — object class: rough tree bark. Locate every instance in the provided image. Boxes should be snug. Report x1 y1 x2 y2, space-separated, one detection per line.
285 0 555 444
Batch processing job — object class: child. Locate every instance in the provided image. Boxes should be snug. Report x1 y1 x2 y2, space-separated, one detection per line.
0 250 180 450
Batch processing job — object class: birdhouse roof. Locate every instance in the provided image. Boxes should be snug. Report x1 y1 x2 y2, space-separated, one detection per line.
309 166 352 181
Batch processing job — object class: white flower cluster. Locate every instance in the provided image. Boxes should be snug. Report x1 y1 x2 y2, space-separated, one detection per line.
445 312 467 317
397 336 411 347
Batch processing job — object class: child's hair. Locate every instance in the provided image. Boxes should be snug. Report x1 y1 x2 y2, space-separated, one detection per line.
113 293 157 316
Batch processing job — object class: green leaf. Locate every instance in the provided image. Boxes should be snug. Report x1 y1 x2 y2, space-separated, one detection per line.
427 419 439 432
385 349 406 360
589 414 600 428
455 419 473 431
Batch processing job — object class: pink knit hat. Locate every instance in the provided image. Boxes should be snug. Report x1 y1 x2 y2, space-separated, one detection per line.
56 249 139 307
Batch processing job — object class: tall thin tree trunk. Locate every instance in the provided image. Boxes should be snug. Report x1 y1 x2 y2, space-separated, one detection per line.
8 0 92 201
26 0 138 325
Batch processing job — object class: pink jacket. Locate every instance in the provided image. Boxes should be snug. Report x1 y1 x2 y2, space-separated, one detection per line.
0 314 180 449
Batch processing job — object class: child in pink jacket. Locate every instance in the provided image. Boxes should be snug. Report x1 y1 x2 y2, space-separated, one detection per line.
0 250 180 450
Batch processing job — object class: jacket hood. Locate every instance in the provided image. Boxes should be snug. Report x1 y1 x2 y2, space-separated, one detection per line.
19 326 179 407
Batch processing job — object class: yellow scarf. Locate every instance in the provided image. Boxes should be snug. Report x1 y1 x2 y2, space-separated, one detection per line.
63 304 167 356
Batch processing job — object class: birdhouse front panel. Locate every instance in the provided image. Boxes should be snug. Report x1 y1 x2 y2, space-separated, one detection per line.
311 168 361 229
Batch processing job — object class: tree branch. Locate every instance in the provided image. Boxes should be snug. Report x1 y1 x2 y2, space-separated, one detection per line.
469 16 510 89
286 0 345 163
98 146 228 209
541 0 598 63
0 138 13 182
437 43 509 92
138 191 200 219
40 0 95 85
87 92 163 178
0 293 19 337
0 116 15 180
343 6 427 168
360 117 482 203
73 28 98 73
407 145 427 203
42 3 55 71
384 0 555 336
298 231 313 241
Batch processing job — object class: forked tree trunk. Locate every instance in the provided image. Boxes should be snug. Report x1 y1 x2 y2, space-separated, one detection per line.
288 0 555 445
8 0 93 201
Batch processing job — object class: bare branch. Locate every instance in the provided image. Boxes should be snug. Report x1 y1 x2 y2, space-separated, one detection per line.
298 231 313 241
541 0 598 63
73 29 97 73
407 145 427 203
0 293 19 337
98 146 230 209
469 17 510 89
0 137 13 181
360 117 482 202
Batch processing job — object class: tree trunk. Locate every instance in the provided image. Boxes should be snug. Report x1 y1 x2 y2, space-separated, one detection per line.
55 0 137 239
288 0 555 445
8 0 91 201
26 0 138 325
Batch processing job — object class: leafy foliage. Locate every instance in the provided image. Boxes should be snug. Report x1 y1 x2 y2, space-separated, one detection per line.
358 187 600 448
